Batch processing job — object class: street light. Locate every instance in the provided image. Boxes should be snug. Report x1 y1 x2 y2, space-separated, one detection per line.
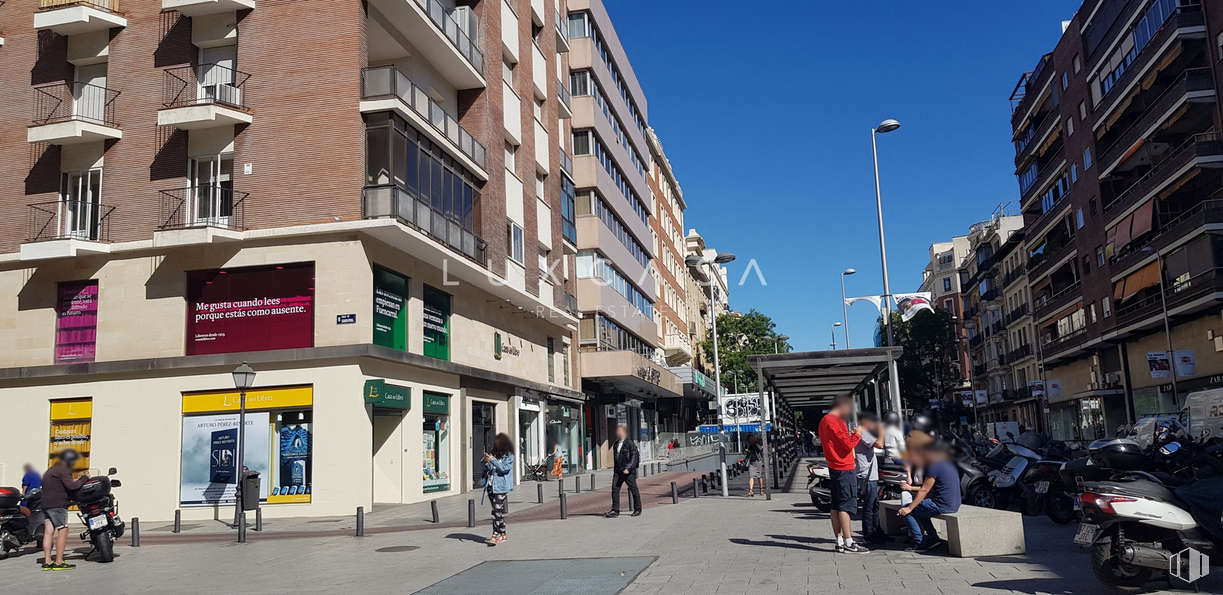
1142 246 1180 406
773 333 790 354
840 268 856 348
831 322 843 350
231 362 256 526
872 118 902 414
686 251 736 497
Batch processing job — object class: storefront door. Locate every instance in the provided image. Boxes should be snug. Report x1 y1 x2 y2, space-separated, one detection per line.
372 412 403 503
471 403 495 488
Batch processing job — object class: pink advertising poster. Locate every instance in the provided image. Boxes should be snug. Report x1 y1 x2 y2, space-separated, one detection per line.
55 281 99 363
185 263 315 356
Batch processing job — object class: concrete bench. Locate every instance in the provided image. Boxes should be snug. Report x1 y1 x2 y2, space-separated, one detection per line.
879 500 1025 558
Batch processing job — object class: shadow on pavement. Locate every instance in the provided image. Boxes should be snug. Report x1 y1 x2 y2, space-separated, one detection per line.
444 533 490 544
969 578 1088 592
728 537 831 553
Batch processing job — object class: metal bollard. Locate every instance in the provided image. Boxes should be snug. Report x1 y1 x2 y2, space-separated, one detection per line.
173 509 181 534
641 465 647 478
356 506 365 537
538 483 545 504
575 476 581 494
671 482 678 504
255 507 263 532
692 478 699 498
431 500 440 523
559 493 568 519
468 499 476 528
131 517 140 547
558 478 564 496
700 479 708 494
590 474 595 490
237 513 246 543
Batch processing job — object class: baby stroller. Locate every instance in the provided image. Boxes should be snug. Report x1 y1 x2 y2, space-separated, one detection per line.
524 456 552 482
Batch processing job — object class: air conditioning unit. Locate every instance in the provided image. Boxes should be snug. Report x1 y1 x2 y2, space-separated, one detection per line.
1102 373 1122 388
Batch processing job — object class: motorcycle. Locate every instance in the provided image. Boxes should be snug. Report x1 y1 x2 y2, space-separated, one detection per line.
0 487 44 559
807 461 831 512
74 468 124 563
947 433 998 509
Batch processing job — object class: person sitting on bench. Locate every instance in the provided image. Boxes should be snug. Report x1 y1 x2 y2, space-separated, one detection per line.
897 431 960 554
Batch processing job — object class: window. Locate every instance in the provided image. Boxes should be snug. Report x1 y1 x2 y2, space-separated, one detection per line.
1073 54 1081 73
1088 303 1097 324
1102 297 1111 318
575 250 655 319
502 59 514 85
535 173 545 198
943 278 952 292
1082 255 1091 275
60 169 104 240
1076 209 1085 229
560 176 576 244
1097 247 1105 267
1084 148 1093 170
532 98 543 122
1062 71 1069 90
1067 117 1075 137
1079 101 1088 121
547 337 556 382
507 223 524 263
1089 197 1098 217
504 141 516 172
1071 163 1079 183
562 342 570 386
538 248 549 277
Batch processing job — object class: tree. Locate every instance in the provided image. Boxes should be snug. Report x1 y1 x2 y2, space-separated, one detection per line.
697 309 790 394
874 309 963 412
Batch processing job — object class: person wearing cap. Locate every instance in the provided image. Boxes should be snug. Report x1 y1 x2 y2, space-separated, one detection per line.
897 431 960 554
41 449 89 571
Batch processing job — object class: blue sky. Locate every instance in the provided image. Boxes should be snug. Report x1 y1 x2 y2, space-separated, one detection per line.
604 0 1077 352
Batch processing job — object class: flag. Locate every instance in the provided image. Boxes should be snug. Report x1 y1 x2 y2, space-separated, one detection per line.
845 295 883 312
894 293 935 322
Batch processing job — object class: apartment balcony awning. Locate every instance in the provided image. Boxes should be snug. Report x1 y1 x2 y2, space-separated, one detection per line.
748 347 903 411
582 351 684 400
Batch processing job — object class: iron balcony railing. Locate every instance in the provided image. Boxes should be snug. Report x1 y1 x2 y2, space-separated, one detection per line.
27 201 114 242
33 82 120 127
162 64 251 110
1001 266 1027 288
1111 198 1223 268
39 0 118 11
1041 326 1089 355
158 186 248 231
411 0 484 74
1098 68 1215 173
1116 268 1223 325
1005 303 1030 325
1094 1 1203 126
1032 280 1082 318
1105 133 1223 214
361 65 487 169
362 184 487 266
1010 344 1033 362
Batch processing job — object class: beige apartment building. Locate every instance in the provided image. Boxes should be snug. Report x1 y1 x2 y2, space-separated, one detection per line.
0 0 588 521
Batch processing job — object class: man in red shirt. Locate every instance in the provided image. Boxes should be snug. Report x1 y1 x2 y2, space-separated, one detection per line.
817 394 867 553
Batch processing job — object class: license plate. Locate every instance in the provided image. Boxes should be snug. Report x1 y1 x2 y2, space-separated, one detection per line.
1073 523 1099 546
1035 481 1050 494
87 515 108 531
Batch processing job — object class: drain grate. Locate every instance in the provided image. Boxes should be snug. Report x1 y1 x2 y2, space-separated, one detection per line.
413 557 655 595
376 545 421 553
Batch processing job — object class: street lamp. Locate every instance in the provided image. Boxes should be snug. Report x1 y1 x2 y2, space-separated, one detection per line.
773 333 790 354
1142 246 1180 406
872 118 902 414
831 322 843 350
686 251 735 497
231 362 256 526
840 268 856 348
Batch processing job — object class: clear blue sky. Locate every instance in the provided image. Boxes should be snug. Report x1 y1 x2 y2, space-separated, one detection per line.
604 0 1077 352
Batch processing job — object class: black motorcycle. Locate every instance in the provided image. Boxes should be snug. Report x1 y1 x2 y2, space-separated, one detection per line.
0 487 44 559
74 468 123 563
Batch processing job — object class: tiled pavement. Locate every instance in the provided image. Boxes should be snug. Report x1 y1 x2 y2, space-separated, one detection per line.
0 457 1217 594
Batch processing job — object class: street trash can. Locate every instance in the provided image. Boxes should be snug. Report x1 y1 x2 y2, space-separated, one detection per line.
241 471 260 511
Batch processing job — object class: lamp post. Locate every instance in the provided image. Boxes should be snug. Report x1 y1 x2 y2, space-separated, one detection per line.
773 333 789 355
1142 246 1180 407
840 268 856 348
687 251 736 498
830 322 843 350
872 118 903 414
231 362 256 524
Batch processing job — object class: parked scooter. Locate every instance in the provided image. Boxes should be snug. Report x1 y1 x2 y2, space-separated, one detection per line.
0 487 44 559
74 468 124 563
807 461 831 512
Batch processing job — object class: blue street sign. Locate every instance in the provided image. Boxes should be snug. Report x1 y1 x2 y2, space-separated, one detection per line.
697 423 772 433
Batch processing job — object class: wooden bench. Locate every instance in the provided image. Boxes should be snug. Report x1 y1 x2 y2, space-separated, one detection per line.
879 499 1025 557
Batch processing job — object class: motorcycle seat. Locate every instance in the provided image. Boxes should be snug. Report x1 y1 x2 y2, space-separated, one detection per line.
1086 480 1184 505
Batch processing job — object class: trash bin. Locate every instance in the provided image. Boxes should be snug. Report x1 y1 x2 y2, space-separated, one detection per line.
240 471 260 511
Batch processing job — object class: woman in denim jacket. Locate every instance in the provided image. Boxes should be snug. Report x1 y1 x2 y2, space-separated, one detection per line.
482 433 515 544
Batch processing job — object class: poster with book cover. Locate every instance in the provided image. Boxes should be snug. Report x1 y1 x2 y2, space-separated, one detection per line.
180 413 270 506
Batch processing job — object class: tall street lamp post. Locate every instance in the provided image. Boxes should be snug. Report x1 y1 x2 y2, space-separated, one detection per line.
872 118 903 414
840 268 856 348
830 322 843 350
773 333 789 355
1143 246 1180 406
687 251 736 498
231 362 256 526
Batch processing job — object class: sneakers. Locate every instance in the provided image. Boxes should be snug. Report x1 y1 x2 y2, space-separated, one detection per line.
41 563 53 571
915 537 946 553
840 543 870 554
603 511 619 518
51 563 76 571
630 510 642 517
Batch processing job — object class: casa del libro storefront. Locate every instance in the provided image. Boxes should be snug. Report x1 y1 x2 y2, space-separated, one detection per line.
0 231 582 521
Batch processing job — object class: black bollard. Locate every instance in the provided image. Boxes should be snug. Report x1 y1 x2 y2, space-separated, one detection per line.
431 500 440 523
700 479 708 494
173 509 181 534
131 517 140 547
575 476 581 494
692 478 699 498
237 513 246 543
255 507 263 532
641 465 647 478
356 506 365 537
590 474 595 490
558 478 564 496
538 482 545 504
468 499 476 528
559 493 568 519
671 481 678 504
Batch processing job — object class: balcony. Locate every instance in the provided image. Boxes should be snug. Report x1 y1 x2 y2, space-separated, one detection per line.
1001 266 1026 289
1113 199 1223 270
28 82 121 145
1093 1 1206 130
1010 54 1053 123
562 291 579 317
1116 267 1223 328
1041 326 1090 360
1104 133 1223 214
558 78 572 119
361 184 486 266
158 64 252 130
23 201 115 260
162 0 254 17
1020 148 1065 206
360 65 488 176
34 0 126 35
1005 303 1030 326
1032 280 1082 319
1014 109 1058 171
1099 69 1216 176
1009 344 1033 362
554 10 569 53
1026 239 1075 282
158 186 248 231
365 0 485 90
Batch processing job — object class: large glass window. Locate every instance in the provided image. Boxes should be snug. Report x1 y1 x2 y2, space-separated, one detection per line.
572 129 648 224
560 176 577 244
422 393 452 493
576 250 655 319
577 191 650 269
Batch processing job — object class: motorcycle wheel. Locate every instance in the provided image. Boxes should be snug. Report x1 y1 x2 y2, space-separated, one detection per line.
811 494 831 512
1091 541 1149 593
967 484 999 509
92 533 114 563
1045 493 1077 525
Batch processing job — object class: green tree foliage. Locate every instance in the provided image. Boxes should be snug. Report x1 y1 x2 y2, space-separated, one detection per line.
875 309 963 411
697 309 790 394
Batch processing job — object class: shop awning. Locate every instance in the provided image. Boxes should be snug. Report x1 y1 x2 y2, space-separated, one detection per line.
747 347 903 410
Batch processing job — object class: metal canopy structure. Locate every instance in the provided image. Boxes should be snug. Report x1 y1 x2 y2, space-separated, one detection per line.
748 347 903 410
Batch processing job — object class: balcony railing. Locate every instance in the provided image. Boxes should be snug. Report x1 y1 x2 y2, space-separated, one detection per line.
26 201 114 242
559 149 573 176
1009 344 1033 362
1041 326 1089 359
1014 109 1057 169
1116 267 1223 326
1095 1 1203 124
563 291 579 317
1098 68 1214 172
362 184 487 266
1027 238 1074 281
33 82 120 127
1001 266 1026 288
1104 133 1223 214
361 65 487 169
1032 280 1082 318
411 0 485 74
162 64 250 110
1005 303 1030 325
1112 198 1223 268
1020 147 1065 202
158 186 248 231
558 78 571 109
39 0 119 10
1010 54 1052 118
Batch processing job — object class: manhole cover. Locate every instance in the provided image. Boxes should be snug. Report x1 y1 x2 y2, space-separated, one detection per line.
376 546 421 553
414 557 655 594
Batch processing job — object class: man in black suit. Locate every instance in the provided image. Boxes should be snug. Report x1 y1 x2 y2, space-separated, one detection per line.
605 425 642 518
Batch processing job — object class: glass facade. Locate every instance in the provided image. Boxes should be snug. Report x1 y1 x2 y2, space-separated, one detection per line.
547 403 582 475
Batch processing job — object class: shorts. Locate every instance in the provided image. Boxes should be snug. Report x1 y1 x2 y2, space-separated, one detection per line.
828 469 859 513
44 507 69 530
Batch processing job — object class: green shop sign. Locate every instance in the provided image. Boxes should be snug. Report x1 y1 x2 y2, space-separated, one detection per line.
364 379 411 410
423 392 450 414
373 267 408 351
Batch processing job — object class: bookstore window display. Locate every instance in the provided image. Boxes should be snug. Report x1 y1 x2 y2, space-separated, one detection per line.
422 392 452 493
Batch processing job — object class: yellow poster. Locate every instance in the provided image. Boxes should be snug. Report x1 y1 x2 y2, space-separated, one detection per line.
182 385 313 414
48 398 91 474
